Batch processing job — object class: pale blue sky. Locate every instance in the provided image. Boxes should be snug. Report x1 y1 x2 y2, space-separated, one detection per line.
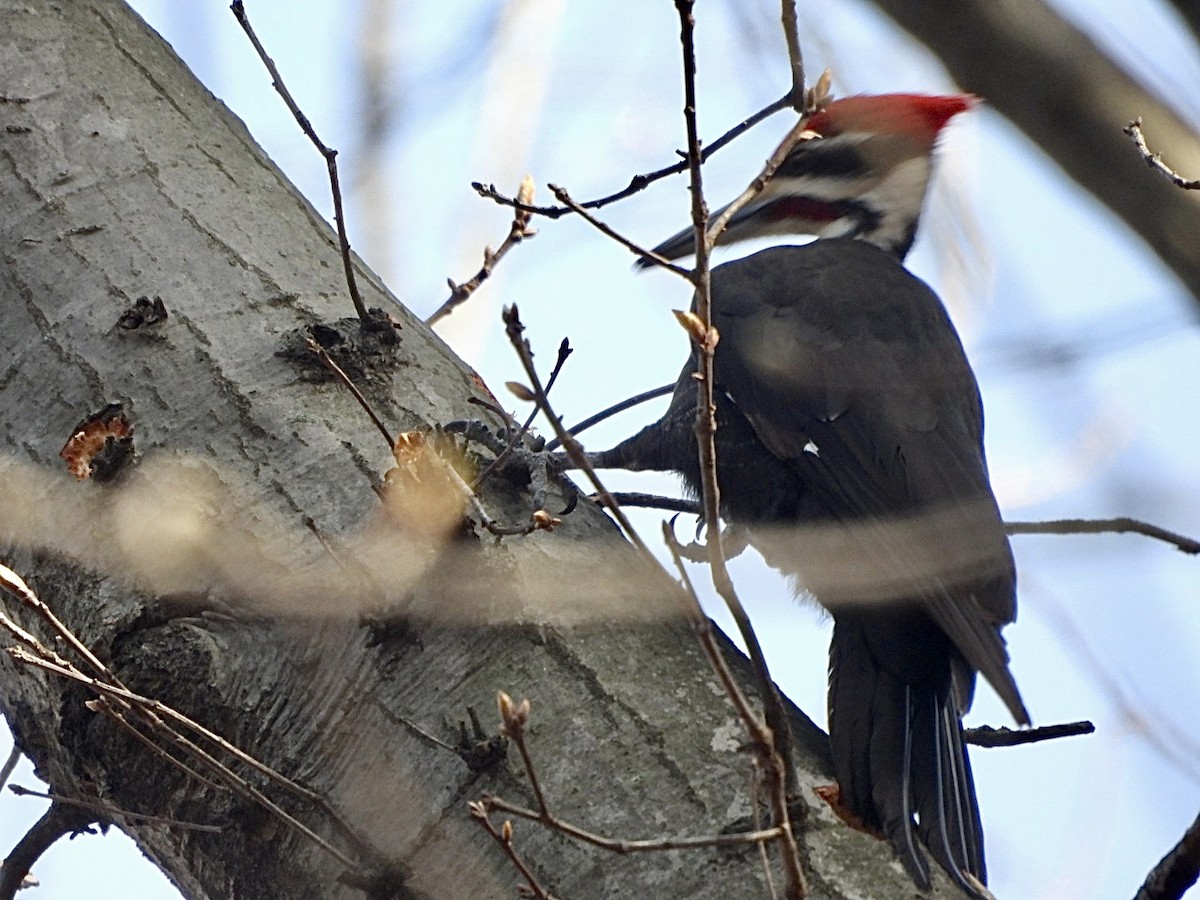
4 2 1198 898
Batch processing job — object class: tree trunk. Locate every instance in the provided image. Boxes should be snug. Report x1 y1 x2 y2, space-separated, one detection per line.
0 1 972 898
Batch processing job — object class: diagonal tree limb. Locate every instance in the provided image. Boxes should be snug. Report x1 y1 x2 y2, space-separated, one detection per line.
0 803 95 900
1133 809 1200 900
869 0 1200 305
1161 0 1200 45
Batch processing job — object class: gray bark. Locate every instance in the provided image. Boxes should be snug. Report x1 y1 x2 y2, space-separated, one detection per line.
0 1 973 898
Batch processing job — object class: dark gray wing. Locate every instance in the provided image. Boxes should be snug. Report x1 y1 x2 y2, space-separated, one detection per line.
709 239 1027 723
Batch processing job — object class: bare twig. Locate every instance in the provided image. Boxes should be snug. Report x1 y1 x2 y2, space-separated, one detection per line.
0 745 19 797
472 338 573 492
496 693 548 815
706 117 820 248
964 720 1094 748
663 21 829 804
548 184 692 275
471 92 793 218
467 804 560 900
665 527 799 895
526 338 572 430
0 802 93 900
1133 809 1200 900
307 338 395 448
674 2 805 895
660 522 781 760
502 306 650 556
676 0 728 656
676 0 785 791
0 563 124 687
1125 118 1200 190
484 692 784 855
497 307 808 892
7 785 226 832
780 0 805 110
1 566 377 876
484 793 784 854
230 1 370 321
91 699 229 794
595 492 701 515
371 700 459 755
545 382 673 452
427 176 538 326
1006 517 1200 555
744 759 782 900
9 648 364 871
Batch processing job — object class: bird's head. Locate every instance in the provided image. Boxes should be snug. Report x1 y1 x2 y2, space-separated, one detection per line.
644 93 976 264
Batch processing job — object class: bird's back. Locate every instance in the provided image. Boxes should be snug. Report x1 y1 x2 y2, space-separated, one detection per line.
704 240 1014 626
695 240 1023 895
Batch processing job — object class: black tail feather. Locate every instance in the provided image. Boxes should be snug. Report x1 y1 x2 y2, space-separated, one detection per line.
940 699 985 882
914 688 988 896
829 620 990 897
898 687 933 888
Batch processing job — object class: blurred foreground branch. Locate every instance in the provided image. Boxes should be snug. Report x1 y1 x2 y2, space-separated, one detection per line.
870 0 1200 304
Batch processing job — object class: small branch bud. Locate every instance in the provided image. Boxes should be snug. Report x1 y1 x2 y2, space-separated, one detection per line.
531 509 561 531
672 310 718 351
515 174 537 233
506 381 537 403
497 691 530 738
806 68 833 112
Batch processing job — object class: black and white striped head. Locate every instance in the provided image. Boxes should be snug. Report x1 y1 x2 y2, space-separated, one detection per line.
645 93 976 264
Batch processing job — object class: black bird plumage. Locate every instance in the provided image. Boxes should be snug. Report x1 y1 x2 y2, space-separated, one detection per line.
595 237 1026 895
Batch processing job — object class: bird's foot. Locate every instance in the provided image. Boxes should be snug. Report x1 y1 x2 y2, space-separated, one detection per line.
443 419 577 517
813 783 885 840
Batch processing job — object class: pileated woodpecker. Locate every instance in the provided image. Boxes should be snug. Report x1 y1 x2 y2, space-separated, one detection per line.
594 94 1028 896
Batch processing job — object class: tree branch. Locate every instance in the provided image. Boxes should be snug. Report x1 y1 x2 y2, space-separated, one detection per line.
1005 517 1200 555
471 93 793 218
548 185 691 276
1133 809 1200 900
674 3 806 897
230 0 372 323
427 176 538 326
545 383 673 452
780 0 805 109
964 720 1094 748
870 0 1200 304
0 803 95 900
1125 118 1200 190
